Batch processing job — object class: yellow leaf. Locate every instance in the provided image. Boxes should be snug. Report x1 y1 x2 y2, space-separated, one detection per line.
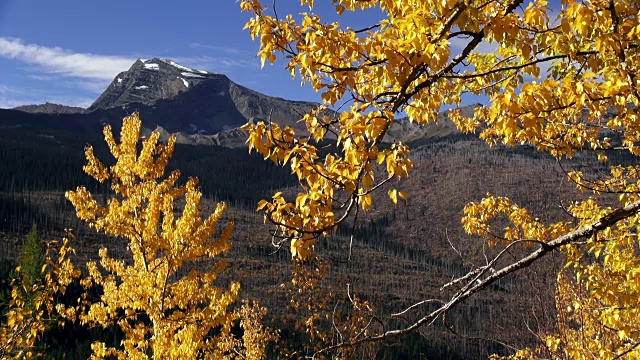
361 193 373 211
291 238 313 261
256 199 269 211
239 122 254 131
388 189 398 205
362 174 373 190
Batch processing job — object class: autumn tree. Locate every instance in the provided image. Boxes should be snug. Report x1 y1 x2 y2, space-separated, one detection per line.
64 113 276 359
275 258 381 359
0 237 78 359
240 0 640 357
0 225 48 356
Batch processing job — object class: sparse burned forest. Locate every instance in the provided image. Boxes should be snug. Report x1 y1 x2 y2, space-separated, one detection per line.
0 114 625 359
3 0 640 358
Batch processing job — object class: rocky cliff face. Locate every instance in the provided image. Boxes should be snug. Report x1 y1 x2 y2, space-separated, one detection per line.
89 59 220 110
6 58 468 148
88 58 319 135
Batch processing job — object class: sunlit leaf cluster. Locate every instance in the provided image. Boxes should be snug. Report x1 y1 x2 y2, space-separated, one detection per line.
64 113 266 359
279 259 380 359
241 0 640 356
0 239 79 359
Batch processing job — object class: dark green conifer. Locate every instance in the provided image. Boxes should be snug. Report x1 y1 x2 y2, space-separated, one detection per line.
19 224 45 290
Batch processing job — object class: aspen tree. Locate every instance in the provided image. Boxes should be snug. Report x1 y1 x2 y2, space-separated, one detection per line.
240 0 640 357
66 113 275 359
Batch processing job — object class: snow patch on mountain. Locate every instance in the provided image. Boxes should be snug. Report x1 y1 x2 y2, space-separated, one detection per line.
88 57 319 142
164 59 194 73
182 72 204 78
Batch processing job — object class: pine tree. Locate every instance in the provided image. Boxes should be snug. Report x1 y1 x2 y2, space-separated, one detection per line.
19 225 45 292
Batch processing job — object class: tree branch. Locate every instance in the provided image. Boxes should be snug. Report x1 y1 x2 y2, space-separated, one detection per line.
314 198 640 354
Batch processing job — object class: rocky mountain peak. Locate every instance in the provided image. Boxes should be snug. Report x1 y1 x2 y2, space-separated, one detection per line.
4 57 474 148
85 58 319 136
88 58 228 112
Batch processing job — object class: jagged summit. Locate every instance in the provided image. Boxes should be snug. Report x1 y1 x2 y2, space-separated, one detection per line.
88 58 227 111
86 58 319 136
3 56 472 148
5 56 472 147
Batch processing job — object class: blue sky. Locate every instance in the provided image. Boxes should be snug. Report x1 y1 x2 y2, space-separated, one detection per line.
0 0 561 109
0 0 383 108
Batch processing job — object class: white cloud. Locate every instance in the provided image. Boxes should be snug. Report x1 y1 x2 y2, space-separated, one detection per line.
0 38 261 108
0 98 29 109
0 37 135 80
0 84 21 95
70 79 113 93
26 74 58 81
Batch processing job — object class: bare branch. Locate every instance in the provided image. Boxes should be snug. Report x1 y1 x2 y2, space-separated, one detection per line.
391 299 444 317
315 198 640 354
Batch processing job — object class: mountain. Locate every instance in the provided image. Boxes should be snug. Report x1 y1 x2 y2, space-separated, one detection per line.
13 102 85 114
1 58 470 148
0 59 598 359
88 58 319 136
385 104 479 144
89 59 212 110
0 58 330 147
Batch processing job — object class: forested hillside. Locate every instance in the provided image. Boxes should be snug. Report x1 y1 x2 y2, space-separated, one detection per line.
0 121 612 359
3 0 640 357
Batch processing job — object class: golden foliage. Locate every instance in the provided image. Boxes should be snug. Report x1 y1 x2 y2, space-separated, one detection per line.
544 272 640 359
240 0 640 356
0 239 80 359
64 113 273 359
280 259 380 359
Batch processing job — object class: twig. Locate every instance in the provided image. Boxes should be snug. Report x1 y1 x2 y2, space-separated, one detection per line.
314 198 640 355
391 299 443 317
